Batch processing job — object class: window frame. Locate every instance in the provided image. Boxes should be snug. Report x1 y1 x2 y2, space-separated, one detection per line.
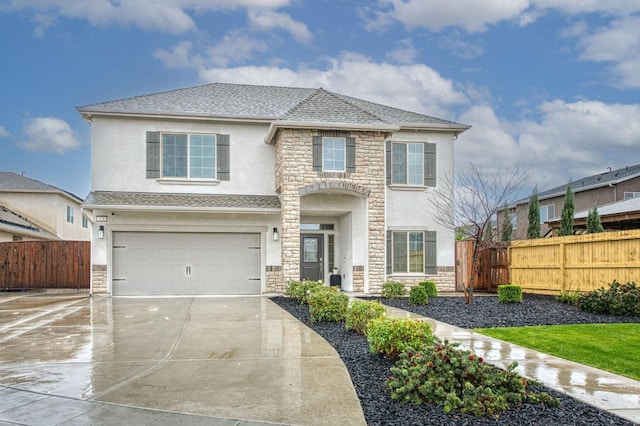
160 132 217 180
391 142 425 186
540 204 555 223
321 136 346 172
391 231 425 274
82 216 88 229
624 192 640 200
66 206 74 224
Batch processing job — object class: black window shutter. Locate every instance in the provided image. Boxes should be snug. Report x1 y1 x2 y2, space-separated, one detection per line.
386 230 393 275
425 231 437 274
385 140 392 185
146 131 160 179
217 134 230 181
312 136 322 171
424 143 436 187
346 137 356 173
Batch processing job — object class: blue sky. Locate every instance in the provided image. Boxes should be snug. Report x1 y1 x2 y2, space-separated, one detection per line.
1 0 639 199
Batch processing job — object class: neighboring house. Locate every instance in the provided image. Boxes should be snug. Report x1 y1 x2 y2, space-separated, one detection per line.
0 172 90 242
547 196 640 233
78 82 470 296
498 164 640 240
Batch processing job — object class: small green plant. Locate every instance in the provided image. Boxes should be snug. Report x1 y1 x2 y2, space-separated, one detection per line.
386 341 558 417
284 280 323 304
409 286 429 305
576 280 640 316
367 317 434 358
419 280 438 297
498 284 522 303
307 287 349 322
555 290 581 305
345 300 386 335
382 281 406 299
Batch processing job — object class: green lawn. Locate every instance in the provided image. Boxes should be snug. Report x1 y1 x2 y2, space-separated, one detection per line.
474 323 640 381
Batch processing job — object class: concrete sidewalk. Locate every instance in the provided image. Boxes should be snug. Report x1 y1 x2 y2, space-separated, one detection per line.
0 294 365 426
384 304 640 424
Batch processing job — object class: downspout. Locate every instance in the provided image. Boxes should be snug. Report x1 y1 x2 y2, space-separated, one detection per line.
608 182 617 201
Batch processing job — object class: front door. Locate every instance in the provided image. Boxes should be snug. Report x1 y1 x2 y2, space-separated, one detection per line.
300 234 324 281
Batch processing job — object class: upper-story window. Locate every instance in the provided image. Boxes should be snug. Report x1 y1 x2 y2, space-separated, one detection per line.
66 206 74 224
624 192 640 200
540 204 555 223
386 141 436 187
146 131 230 181
322 137 346 172
162 134 216 179
82 216 88 228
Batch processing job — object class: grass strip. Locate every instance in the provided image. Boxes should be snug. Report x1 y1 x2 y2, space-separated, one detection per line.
474 323 640 380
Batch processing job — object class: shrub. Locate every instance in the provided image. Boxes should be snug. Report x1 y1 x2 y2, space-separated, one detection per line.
284 280 323 304
382 281 406 299
409 286 429 305
386 340 559 417
419 280 438 297
498 285 522 303
555 291 580 305
307 287 349 322
576 280 640 316
345 300 386 335
367 317 434 358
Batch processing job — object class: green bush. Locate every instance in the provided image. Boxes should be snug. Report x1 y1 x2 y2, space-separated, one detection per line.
555 291 581 305
409 286 429 305
382 281 406 299
284 280 323 304
345 300 387 335
576 280 640 316
498 285 522 303
419 280 438 297
386 341 558 417
308 287 349 322
367 317 434 358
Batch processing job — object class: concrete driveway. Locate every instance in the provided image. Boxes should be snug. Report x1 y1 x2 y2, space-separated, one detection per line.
0 293 366 426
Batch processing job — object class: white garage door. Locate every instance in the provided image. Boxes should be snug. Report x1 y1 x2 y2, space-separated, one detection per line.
112 232 261 296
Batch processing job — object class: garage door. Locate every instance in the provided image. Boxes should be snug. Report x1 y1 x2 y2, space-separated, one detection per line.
112 232 261 296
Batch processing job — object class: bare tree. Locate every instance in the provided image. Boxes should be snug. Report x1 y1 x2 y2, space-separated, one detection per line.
429 162 528 297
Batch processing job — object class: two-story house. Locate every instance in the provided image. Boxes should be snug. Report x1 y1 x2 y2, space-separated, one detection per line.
498 164 640 239
0 172 90 242
78 83 470 296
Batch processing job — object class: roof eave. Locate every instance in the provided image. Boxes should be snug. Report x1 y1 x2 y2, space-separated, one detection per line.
81 204 281 214
77 108 278 124
264 120 400 144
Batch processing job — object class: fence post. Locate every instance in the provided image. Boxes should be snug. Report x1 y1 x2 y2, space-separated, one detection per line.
559 239 566 295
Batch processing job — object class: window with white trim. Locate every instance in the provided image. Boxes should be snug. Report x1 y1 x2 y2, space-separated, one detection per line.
162 133 216 179
322 137 346 172
392 142 424 185
624 192 640 200
392 231 424 273
82 216 88 228
540 204 555 223
66 206 74 224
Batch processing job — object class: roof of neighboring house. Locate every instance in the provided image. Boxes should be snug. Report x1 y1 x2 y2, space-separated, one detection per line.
0 205 59 240
83 191 281 211
77 82 470 134
573 196 640 220
0 172 83 202
513 163 640 206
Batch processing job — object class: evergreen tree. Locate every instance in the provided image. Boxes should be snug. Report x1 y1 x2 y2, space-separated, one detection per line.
586 206 604 233
501 205 513 242
558 184 575 236
526 189 540 239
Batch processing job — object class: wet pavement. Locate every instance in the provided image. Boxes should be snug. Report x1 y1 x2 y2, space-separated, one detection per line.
0 293 366 426
384 305 640 424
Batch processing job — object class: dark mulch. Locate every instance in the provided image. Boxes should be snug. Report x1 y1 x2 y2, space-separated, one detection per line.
271 295 637 426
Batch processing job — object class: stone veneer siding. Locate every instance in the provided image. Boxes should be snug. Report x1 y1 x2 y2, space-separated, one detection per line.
265 265 283 293
91 264 108 294
385 267 456 293
274 128 388 293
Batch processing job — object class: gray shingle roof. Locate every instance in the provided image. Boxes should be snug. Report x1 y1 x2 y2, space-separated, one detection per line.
515 164 640 205
0 205 59 240
77 82 470 131
0 172 83 201
83 191 281 211
573 196 640 219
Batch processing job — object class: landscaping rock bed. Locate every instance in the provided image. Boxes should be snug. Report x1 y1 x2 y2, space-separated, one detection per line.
272 295 637 426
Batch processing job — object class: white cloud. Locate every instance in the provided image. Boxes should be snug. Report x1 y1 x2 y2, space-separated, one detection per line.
0 126 9 138
154 41 199 69
21 117 82 154
439 30 484 59
248 9 312 43
385 38 418 64
206 32 269 67
198 52 469 117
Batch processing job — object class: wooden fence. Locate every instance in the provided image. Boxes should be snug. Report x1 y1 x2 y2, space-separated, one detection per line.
509 229 640 294
0 241 90 290
455 240 510 292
